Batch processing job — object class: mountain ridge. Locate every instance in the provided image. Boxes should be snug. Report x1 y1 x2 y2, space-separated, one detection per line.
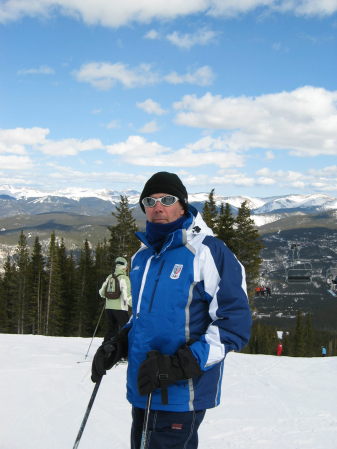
1 184 336 218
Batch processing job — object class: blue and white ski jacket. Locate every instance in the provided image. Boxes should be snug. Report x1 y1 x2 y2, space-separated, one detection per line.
125 206 252 412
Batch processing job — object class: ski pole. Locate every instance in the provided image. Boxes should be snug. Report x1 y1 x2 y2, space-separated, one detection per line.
72 376 102 449
140 392 152 449
84 303 105 359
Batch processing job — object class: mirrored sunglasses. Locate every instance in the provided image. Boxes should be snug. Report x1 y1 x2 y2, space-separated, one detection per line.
142 195 179 208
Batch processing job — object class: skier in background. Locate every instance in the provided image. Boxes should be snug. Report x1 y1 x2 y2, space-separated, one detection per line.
277 342 283 356
321 346 327 357
98 256 131 341
92 172 252 449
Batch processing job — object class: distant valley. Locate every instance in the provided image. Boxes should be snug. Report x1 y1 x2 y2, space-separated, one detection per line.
1 185 337 332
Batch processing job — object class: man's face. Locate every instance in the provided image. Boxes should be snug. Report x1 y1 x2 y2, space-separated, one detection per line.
145 193 185 224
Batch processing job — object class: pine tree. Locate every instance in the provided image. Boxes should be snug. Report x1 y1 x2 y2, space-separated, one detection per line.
202 188 217 232
45 232 62 335
74 240 98 337
245 321 278 355
57 239 79 336
232 201 263 299
293 311 306 357
215 202 235 251
95 239 111 286
29 237 46 334
0 256 17 333
15 231 30 333
108 195 139 265
0 272 5 330
304 313 314 356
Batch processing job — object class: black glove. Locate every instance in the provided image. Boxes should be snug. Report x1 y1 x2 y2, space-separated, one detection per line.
137 345 202 403
91 328 129 383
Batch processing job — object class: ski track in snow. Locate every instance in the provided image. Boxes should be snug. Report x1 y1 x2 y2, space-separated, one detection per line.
0 334 337 449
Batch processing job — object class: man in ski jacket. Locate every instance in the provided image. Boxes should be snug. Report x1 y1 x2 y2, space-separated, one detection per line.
92 172 252 449
98 256 131 341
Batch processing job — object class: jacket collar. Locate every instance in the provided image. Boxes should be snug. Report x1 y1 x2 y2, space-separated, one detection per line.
136 205 213 254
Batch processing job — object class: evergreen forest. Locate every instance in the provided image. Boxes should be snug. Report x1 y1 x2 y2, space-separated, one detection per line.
0 193 336 357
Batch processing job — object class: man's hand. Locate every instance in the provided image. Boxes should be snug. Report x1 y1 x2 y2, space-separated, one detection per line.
91 328 129 383
137 345 202 396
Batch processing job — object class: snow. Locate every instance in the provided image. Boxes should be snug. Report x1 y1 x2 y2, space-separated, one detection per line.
255 193 336 213
251 214 283 227
0 185 139 204
1 334 337 449
222 195 267 210
1 184 336 213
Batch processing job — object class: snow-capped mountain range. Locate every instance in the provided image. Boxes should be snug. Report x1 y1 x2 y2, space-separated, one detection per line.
0 185 337 227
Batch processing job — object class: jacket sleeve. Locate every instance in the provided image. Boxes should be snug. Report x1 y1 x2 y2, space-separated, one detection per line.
99 275 111 298
119 277 132 308
189 237 252 370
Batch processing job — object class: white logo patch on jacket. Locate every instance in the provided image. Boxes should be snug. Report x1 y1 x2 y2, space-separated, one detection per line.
170 264 183 279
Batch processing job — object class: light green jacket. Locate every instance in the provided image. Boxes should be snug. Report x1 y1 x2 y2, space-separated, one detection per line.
99 266 132 311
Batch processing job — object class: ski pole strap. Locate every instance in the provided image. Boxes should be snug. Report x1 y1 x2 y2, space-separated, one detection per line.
157 354 172 405
158 373 169 405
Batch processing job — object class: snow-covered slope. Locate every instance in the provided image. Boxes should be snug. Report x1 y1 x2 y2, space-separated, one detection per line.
252 213 284 227
1 334 336 449
0 185 139 204
255 193 336 213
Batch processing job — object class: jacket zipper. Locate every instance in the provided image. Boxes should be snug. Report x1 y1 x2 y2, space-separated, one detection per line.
148 260 165 312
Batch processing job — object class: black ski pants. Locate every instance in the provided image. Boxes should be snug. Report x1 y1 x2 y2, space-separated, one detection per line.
131 406 206 449
104 309 129 341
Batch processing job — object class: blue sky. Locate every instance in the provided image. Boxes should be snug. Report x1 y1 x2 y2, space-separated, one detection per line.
1 1 337 198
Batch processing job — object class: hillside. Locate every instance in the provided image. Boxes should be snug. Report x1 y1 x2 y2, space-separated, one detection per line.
1 188 337 332
1 333 336 449
254 227 337 331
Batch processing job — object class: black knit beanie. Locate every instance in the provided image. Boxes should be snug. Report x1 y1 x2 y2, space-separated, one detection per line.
139 172 188 213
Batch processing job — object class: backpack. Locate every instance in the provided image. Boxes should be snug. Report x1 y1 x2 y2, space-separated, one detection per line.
104 274 122 299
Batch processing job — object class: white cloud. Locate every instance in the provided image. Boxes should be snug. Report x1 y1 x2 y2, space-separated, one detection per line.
106 135 167 158
265 151 275 160
139 121 159 133
106 120 120 129
17 65 55 75
192 162 337 193
174 86 337 157
73 62 159 90
0 175 33 184
0 127 104 157
255 166 337 192
136 99 167 115
74 62 214 89
165 65 214 86
45 163 146 186
0 155 33 170
144 27 218 49
166 29 218 49
271 0 337 16
256 176 276 185
106 135 245 168
0 127 49 154
37 138 104 155
144 29 160 40
1 1 336 26
271 42 289 52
